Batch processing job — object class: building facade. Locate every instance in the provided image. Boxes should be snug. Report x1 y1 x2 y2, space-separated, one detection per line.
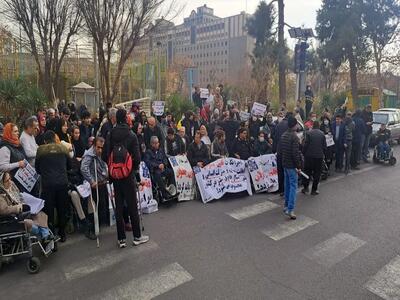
135 5 255 88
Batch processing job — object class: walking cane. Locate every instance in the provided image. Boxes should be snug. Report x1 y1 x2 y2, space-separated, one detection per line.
93 159 100 248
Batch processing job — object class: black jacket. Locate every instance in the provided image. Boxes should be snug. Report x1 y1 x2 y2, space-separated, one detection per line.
362 110 373 135
166 135 185 156
278 129 303 169
273 118 289 153
35 143 71 188
107 124 141 172
232 138 252 160
303 129 327 159
144 125 165 150
254 140 272 156
187 142 210 167
144 148 168 174
221 119 240 154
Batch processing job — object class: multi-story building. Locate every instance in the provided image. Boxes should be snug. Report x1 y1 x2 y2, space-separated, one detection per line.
135 4 255 87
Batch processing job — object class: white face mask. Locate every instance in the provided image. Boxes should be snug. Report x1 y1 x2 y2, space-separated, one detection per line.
259 137 265 142
252 116 257 121
324 120 329 125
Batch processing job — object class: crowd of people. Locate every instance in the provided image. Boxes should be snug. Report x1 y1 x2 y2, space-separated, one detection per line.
0 84 390 250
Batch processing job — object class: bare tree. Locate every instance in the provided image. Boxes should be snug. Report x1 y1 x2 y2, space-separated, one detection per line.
78 0 176 104
3 0 82 101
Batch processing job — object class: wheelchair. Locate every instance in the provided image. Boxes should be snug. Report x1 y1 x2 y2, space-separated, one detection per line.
150 170 179 205
373 143 397 166
0 213 58 274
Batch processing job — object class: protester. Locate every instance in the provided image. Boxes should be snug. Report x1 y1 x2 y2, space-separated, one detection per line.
178 126 190 152
305 85 314 119
35 130 71 242
199 124 211 151
254 131 272 156
20 116 39 167
187 131 210 167
344 111 355 174
107 108 148 248
351 109 366 169
166 128 185 156
304 113 317 130
79 110 93 149
211 130 228 160
361 104 373 162
221 111 240 156
302 121 327 195
278 116 303 220
233 128 252 160
273 113 290 196
192 86 202 109
376 123 391 159
144 117 165 150
320 114 334 172
132 122 147 158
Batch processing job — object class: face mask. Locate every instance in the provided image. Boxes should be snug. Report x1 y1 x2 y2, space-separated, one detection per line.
252 116 257 122
311 117 317 122
259 137 265 142
324 120 329 125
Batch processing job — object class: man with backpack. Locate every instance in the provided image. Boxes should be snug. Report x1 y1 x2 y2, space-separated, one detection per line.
107 108 149 248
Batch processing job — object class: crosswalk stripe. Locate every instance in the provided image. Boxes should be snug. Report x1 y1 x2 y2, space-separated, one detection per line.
64 241 159 281
303 233 366 268
98 262 193 300
365 255 400 300
261 215 318 241
227 201 279 220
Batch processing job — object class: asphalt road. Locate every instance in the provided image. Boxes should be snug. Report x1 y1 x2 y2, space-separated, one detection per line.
2 148 400 300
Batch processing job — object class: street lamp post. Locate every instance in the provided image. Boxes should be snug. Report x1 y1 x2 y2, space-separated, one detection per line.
156 41 162 101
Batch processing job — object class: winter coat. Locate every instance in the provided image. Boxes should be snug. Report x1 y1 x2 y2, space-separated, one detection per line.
278 129 303 169
221 119 240 154
80 146 108 185
273 118 289 153
344 118 355 142
166 135 185 156
144 125 165 150
187 142 210 167
303 129 327 159
352 116 367 144
232 138 252 160
254 140 272 156
211 140 229 160
144 148 168 174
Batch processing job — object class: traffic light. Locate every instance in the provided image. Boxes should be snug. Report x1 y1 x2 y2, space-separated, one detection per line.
294 42 309 73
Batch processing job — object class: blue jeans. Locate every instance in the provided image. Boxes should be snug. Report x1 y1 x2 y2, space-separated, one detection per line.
378 142 390 159
284 168 298 212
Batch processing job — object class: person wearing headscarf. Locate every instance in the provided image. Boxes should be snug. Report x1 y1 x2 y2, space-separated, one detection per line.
35 112 47 145
0 171 50 241
0 123 28 190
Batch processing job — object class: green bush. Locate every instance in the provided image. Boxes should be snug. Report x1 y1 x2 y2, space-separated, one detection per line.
167 93 196 121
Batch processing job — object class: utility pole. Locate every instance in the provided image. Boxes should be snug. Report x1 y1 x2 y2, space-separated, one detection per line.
278 0 286 104
157 41 162 100
93 40 100 106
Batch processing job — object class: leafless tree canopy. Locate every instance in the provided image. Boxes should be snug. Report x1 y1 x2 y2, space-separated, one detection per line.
78 0 172 104
4 0 82 101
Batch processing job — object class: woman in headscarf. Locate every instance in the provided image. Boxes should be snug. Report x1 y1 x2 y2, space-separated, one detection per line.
0 171 51 241
35 112 47 145
55 119 74 158
0 123 28 191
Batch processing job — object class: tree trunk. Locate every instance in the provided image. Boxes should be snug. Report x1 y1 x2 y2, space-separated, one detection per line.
373 41 383 108
348 48 358 104
278 0 286 104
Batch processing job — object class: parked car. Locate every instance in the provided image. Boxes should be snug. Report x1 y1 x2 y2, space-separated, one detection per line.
371 109 400 146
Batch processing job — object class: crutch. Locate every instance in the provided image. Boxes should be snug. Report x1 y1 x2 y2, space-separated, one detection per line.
92 159 100 247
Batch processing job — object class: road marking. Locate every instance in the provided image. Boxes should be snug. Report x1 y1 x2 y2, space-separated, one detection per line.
60 227 115 248
98 262 193 300
303 233 366 268
365 255 400 300
64 241 159 281
227 201 279 220
261 215 318 241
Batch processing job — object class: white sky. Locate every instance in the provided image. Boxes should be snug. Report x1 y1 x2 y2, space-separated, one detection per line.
169 0 321 35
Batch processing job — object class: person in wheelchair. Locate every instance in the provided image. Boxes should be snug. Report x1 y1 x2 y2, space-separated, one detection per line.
376 123 391 159
144 136 176 202
0 172 52 243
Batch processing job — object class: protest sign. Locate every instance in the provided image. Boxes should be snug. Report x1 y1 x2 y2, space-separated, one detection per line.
152 101 165 116
138 162 158 214
14 160 39 192
240 111 251 121
200 88 209 99
21 193 44 215
247 154 279 193
106 183 116 226
194 158 252 203
251 102 267 116
168 155 195 202
325 134 335 147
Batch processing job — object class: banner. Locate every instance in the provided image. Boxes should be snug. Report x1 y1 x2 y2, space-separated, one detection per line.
168 155 195 202
194 158 252 203
138 162 158 214
200 88 209 99
325 134 335 147
247 154 279 193
152 101 165 116
14 160 39 192
251 102 267 116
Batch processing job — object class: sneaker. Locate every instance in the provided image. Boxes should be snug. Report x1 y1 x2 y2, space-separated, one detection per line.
283 207 288 215
311 190 320 195
301 188 309 195
133 235 149 246
288 211 297 220
118 239 127 248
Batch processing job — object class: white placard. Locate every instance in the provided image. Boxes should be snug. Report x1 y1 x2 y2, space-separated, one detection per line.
168 155 195 202
240 111 251 121
152 101 165 116
106 183 116 226
14 160 38 192
251 102 267 116
200 88 209 99
247 154 279 193
21 192 44 215
138 162 157 213
325 134 335 147
194 158 252 203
